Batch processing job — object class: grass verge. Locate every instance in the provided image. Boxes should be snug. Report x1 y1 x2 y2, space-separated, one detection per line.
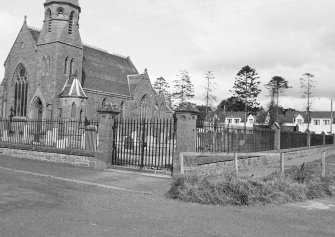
168 162 335 206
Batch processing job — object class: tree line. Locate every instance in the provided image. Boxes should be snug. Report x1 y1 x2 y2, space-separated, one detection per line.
153 66 316 127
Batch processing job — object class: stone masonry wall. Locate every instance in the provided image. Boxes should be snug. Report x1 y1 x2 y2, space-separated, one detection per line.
0 146 107 169
180 146 335 176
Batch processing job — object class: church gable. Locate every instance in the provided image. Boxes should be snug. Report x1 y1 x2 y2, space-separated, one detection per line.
82 45 138 96
4 24 38 68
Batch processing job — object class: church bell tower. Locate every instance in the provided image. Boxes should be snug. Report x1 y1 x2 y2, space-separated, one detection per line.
35 0 84 119
37 0 82 48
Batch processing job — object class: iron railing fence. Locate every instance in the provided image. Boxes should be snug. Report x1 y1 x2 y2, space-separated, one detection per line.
112 118 176 170
311 133 324 146
196 124 275 153
0 119 99 151
325 135 334 145
280 131 308 149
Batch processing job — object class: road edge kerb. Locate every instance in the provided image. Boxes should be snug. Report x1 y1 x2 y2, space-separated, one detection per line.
0 166 153 195
106 168 172 180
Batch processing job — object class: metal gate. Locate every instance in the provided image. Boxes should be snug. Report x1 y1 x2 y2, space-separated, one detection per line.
112 118 176 170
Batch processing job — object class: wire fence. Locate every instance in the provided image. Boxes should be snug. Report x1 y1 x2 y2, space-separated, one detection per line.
0 119 99 151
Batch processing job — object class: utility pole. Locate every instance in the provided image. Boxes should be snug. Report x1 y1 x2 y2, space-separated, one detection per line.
331 99 333 134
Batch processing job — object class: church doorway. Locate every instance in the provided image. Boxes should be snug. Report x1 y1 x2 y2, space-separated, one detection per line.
31 97 43 142
31 97 43 120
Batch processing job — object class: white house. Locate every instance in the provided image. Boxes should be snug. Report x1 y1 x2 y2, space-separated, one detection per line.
283 111 334 134
223 112 256 128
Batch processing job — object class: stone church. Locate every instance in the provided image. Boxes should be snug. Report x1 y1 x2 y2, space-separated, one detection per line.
0 0 173 121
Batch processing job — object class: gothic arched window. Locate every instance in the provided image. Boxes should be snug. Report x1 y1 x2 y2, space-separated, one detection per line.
64 57 69 75
14 64 28 117
159 102 165 118
47 56 51 73
120 101 125 119
71 102 76 118
70 58 75 75
102 98 107 108
46 9 52 32
140 95 148 120
42 56 48 74
69 11 74 34
79 109 83 122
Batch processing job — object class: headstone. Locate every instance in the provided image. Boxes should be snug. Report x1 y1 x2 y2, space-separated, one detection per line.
23 125 29 144
124 136 134 150
3 130 8 142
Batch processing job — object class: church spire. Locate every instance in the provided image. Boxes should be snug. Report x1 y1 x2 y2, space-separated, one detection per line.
23 15 27 25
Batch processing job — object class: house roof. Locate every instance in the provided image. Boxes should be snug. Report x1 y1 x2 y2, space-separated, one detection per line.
81 45 138 96
224 111 253 119
310 111 334 118
283 111 334 123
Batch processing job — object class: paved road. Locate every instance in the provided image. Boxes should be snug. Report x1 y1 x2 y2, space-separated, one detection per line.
0 156 335 237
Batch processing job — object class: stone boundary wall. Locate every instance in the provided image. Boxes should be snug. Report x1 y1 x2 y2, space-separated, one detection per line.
177 145 335 176
0 142 108 169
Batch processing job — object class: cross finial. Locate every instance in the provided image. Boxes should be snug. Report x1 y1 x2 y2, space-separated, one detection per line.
24 15 27 25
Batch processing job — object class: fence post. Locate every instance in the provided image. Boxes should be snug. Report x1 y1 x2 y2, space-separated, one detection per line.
280 153 285 175
322 151 326 177
271 123 281 150
321 132 326 145
96 104 120 168
234 153 239 175
173 103 199 177
305 129 311 148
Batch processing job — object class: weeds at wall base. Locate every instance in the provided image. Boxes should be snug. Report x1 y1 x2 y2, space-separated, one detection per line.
167 163 335 206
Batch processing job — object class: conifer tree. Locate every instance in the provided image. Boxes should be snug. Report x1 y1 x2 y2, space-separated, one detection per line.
172 70 194 106
265 76 290 124
230 65 261 129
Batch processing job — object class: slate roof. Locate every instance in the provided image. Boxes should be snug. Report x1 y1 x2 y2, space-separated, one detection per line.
81 45 138 96
283 111 334 123
224 111 246 118
128 74 144 95
28 27 41 43
24 27 140 97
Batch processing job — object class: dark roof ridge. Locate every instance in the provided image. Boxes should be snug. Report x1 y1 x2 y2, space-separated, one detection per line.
83 43 129 59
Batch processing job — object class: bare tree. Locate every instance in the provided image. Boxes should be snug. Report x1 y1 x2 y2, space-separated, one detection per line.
300 73 316 130
203 71 217 121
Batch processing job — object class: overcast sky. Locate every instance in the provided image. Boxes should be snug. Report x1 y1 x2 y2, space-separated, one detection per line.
1 0 334 111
